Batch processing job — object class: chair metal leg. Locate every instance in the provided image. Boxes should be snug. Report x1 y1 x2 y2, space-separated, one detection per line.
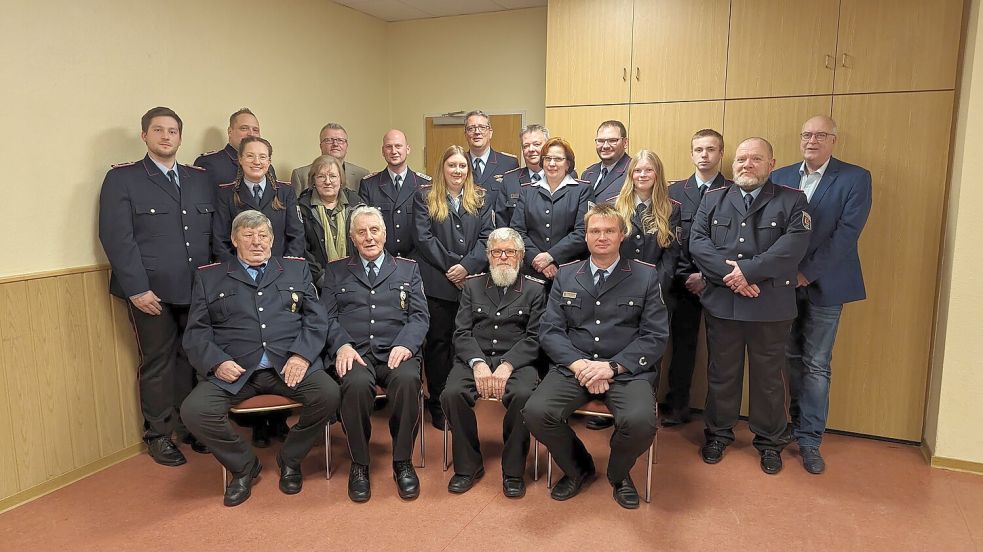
645 440 654 503
221 466 228 491
442 419 450 471
546 451 553 489
533 437 540 481
325 423 332 480
417 390 426 468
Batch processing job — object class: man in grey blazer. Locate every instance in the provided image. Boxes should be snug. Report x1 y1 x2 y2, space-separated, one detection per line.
290 123 368 195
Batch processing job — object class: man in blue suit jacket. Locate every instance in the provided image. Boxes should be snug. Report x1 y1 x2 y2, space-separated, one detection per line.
770 115 873 475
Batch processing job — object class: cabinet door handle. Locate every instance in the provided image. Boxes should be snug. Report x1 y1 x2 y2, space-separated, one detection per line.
635 67 640 80
840 53 850 68
824 54 834 70
623 67 627 81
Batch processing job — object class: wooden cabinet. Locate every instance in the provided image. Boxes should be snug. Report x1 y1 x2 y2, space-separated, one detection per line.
834 0 963 94
546 0 633 106
545 105 630 171
630 0 730 103
628 101 724 181
721 96 832 173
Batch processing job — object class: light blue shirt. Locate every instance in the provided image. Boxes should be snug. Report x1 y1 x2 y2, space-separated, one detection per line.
238 258 272 371
527 168 544 182
386 168 408 188
740 187 763 203
589 256 620 284
244 176 267 197
695 172 719 190
150 158 179 187
471 148 490 170
360 251 386 275
797 158 830 202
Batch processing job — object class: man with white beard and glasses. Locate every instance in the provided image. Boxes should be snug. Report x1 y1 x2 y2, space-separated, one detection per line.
440 228 546 498
690 137 811 475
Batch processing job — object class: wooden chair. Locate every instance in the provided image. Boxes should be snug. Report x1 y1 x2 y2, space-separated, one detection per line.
441 396 541 480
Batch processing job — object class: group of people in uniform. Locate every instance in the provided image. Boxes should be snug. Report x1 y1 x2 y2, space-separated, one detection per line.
98 105 872 510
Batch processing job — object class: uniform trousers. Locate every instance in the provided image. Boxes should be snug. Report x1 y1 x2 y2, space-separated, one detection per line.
181 369 338 476
703 315 792 452
665 286 704 413
336 353 422 465
440 360 539 477
127 301 194 439
423 296 458 410
523 370 657 483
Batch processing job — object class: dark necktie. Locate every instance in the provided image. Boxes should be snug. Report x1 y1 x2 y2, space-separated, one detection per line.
166 169 180 193
252 184 262 203
596 167 608 189
595 268 606 291
366 261 377 284
635 203 646 218
531 172 542 183
699 184 707 197
251 264 265 283
449 194 461 213
744 193 753 211
393 175 402 192
473 159 483 181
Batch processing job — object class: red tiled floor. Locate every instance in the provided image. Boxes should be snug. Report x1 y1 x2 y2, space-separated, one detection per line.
0 402 979 551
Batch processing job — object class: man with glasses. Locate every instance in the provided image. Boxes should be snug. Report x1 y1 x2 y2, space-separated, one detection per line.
464 110 519 205
770 116 873 474
581 120 631 204
290 123 368 195
440 228 546 497
496 124 550 227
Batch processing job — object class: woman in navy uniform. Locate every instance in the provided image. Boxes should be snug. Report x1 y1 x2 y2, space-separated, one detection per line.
611 150 681 305
297 154 358 287
511 137 590 281
412 145 494 428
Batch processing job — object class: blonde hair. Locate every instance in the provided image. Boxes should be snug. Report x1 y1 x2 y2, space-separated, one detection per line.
426 145 485 223
614 150 674 248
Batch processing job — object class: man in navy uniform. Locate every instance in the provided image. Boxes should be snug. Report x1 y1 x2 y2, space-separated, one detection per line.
524 203 668 509
98 106 214 466
580 120 631 203
290 122 369 195
771 115 872 474
440 228 546 498
194 108 275 186
358 129 429 259
321 205 430 503
464 110 519 208
663 129 731 426
495 124 548 227
690 137 811 475
181 210 337 507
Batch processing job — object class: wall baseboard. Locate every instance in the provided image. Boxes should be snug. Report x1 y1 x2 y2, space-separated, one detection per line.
930 454 983 475
0 442 144 514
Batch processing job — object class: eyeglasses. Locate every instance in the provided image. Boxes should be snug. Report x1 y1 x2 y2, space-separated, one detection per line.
542 156 567 164
595 138 622 146
465 124 491 134
800 132 835 142
242 153 269 162
320 137 348 145
489 249 520 258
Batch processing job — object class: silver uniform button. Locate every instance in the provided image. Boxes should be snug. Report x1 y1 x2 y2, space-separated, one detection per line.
545 237 550 241
595 320 600 324
595 300 600 305
546 223 550 228
771 222 777 227
635 249 641 254
635 235 641 239
370 290 375 294
182 210 187 215
786 280 791 285
518 310 522 315
594 337 600 342
396 224 400 228
493 325 498 329
219 293 225 298
739 237 745 242
629 301 634 306
261 324 266 329
496 312 501 316
593 354 599 358
545 209 550 214
370 320 375 324
184 226 189 230
258 291 263 296
737 254 743 258
369 335 374 339
566 300 571 304
396 209 401 214
262 342 267 347
741 222 746 227
371 305 376 308
258 307 264 312
150 208 156 214
713 219 717 224
492 339 498 344
289 286 294 290
187 257 192 262
396 239 401 242
185 242 190 247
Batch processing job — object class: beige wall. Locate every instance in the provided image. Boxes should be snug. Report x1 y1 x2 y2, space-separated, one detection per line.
0 0 390 279
925 0 983 467
387 8 548 172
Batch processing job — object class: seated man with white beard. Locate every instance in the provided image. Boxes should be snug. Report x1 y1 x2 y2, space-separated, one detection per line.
440 228 547 498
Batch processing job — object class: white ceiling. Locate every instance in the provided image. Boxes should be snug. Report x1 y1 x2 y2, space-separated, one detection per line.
334 0 546 22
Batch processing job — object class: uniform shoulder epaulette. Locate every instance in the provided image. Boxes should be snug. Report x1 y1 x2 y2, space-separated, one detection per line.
631 259 657 268
283 256 305 261
520 182 533 188
415 171 432 181
779 184 805 192
669 198 682 205
575 178 590 185
186 164 206 172
475 185 486 193
559 259 581 268
502 167 522 175
499 151 518 159
110 160 137 169
197 262 222 270
274 179 291 188
218 181 236 189
466 272 487 280
600 194 618 204
328 256 351 264
523 274 546 284
199 149 221 156
668 179 684 186
705 186 727 194
395 256 417 263
419 183 432 190
362 172 377 180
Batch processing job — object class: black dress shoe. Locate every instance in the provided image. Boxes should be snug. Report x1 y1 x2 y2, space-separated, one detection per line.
799 446 825 474
428 405 447 431
661 406 691 427
277 457 303 495
447 467 484 494
550 467 595 501
700 440 727 464
612 476 640 509
760 449 783 475
585 415 614 430
503 476 525 498
146 436 187 467
224 459 262 507
393 460 420 499
181 434 210 454
348 463 371 503
252 422 271 448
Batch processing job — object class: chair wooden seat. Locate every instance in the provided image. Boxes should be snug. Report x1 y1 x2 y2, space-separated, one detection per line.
230 394 302 413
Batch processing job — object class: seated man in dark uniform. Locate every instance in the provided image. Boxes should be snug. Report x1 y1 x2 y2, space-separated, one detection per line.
440 227 546 498
524 203 669 509
320 205 430 503
181 210 339 507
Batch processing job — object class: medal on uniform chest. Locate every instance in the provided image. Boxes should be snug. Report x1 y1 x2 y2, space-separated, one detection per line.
400 289 407 310
290 292 299 312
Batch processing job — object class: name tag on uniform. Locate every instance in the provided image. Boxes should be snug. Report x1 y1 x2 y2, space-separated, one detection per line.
562 291 577 299
510 193 520 199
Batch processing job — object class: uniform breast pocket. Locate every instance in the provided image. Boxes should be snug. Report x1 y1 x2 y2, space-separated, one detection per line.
275 282 304 312
334 287 363 314
617 296 643 317
710 216 731 247
206 288 237 322
756 217 786 249
507 304 531 319
390 282 411 310
376 202 394 213
134 203 171 236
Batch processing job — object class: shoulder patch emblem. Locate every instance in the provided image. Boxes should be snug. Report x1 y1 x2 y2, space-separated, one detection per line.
801 211 812 230
523 274 546 284
415 171 432 181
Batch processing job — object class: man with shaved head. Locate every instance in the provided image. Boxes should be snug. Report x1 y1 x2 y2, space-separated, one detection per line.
770 116 872 474
690 137 811 475
357 129 431 259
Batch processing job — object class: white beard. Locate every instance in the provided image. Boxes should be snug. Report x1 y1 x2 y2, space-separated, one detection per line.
490 265 519 288
734 173 765 192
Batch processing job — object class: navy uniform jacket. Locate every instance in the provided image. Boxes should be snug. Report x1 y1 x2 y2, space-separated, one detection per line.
540 258 669 384
98 155 215 305
616 201 683 302
468 148 519 201
212 179 305 262
494 166 530 227
453 273 547 370
511 178 591 273
194 143 276 187
581 153 631 203
771 157 872 307
320 255 430 361
183 256 327 394
690 181 811 322
411 186 494 302
358 168 431 258
668 173 731 280
297 187 359 287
